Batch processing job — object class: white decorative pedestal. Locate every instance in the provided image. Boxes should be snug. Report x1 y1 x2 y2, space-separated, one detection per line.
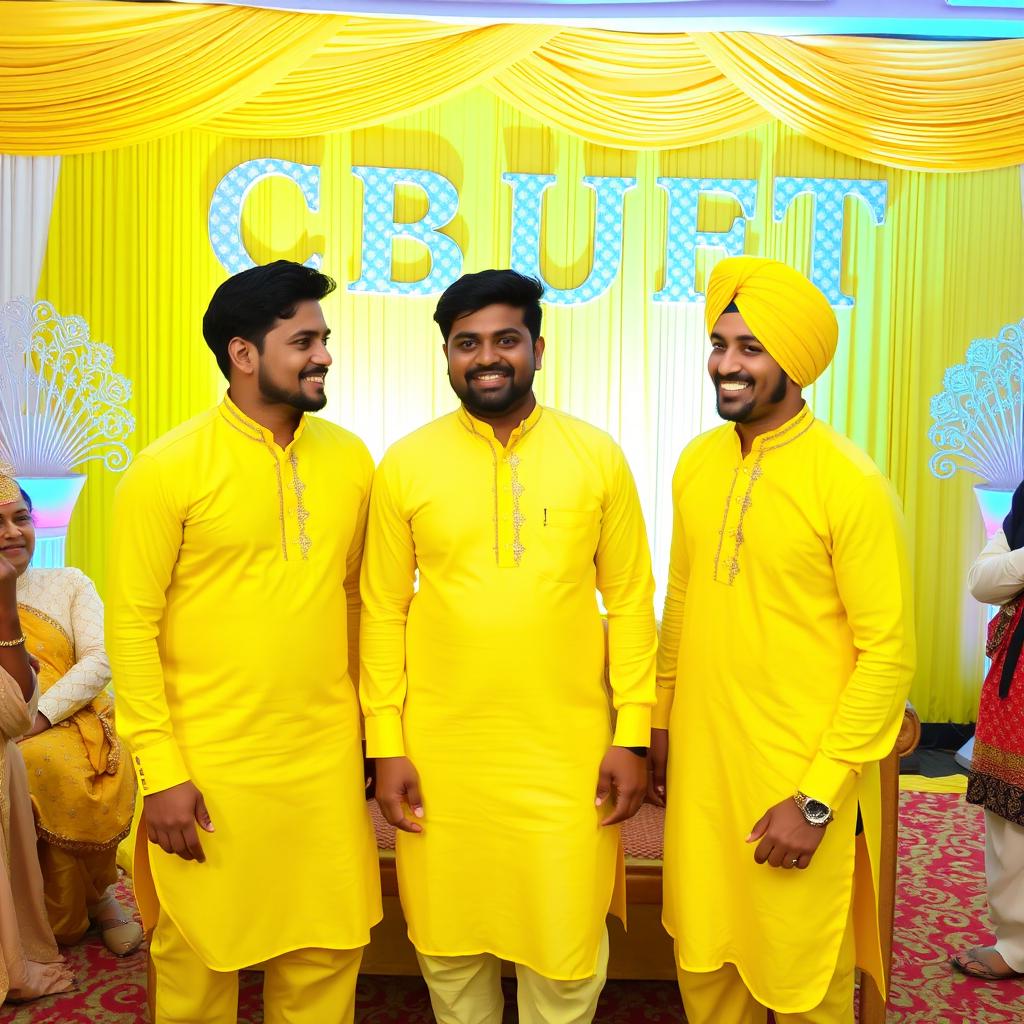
15 473 86 568
973 484 1015 541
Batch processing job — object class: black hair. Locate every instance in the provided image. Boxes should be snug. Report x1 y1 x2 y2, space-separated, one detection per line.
202 260 337 380
433 270 544 342
19 488 32 512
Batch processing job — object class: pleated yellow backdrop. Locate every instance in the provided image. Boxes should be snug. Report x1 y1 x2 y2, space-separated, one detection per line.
35 88 1024 723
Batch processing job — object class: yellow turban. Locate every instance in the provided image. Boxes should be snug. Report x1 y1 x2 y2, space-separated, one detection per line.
705 257 838 387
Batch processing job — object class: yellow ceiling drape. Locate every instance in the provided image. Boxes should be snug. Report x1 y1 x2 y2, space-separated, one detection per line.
691 33 1024 171
4 1 1024 170
207 22 560 137
488 29 772 150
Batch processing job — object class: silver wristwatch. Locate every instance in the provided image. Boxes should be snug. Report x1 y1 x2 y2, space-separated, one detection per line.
794 791 833 827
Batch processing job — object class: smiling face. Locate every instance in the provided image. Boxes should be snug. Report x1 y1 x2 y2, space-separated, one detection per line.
0 495 35 575
708 311 794 426
237 299 332 413
443 303 544 420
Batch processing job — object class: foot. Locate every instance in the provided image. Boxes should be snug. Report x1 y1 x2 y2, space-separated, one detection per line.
951 946 1024 980
90 895 144 957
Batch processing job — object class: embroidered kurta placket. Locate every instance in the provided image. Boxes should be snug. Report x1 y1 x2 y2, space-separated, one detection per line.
458 408 539 568
713 404 815 586
218 401 312 561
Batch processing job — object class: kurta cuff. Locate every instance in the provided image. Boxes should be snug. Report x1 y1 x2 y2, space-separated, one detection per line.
651 683 675 730
365 713 405 758
612 703 651 748
798 752 857 809
35 693 64 727
131 737 190 795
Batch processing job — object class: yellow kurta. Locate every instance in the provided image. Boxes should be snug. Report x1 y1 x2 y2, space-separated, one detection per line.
360 404 657 980
105 395 382 970
656 404 915 1013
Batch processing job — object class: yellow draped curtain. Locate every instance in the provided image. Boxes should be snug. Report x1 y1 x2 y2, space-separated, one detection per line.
4 1 1024 169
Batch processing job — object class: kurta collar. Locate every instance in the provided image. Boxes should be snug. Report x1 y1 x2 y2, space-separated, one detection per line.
735 402 814 456
219 394 307 451
458 402 543 448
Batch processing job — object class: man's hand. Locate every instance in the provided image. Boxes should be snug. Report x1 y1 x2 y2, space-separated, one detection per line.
143 781 215 862
647 728 668 806
747 797 826 869
596 746 647 826
375 756 424 833
20 712 51 738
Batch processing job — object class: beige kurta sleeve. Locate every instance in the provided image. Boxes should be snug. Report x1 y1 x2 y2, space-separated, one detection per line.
654 456 690 730
106 452 190 795
967 530 1024 605
595 443 657 747
359 453 416 758
798 471 916 808
37 570 111 726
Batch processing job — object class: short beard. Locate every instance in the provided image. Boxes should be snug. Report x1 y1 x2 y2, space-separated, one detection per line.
451 367 535 418
715 369 789 423
258 364 326 412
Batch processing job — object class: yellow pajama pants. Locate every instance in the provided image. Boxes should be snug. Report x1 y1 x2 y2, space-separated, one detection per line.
417 927 609 1024
150 913 363 1024
38 843 119 945
676 912 856 1024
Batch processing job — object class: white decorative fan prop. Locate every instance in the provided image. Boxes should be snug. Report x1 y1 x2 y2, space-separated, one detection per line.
0 298 134 566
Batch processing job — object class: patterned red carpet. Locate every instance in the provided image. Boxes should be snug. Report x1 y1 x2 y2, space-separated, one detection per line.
1 792 1019 1023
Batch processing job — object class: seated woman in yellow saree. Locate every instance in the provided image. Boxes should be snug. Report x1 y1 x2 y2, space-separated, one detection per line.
4 477 140 956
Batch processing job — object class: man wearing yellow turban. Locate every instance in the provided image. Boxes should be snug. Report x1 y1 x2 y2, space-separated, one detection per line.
649 257 915 1022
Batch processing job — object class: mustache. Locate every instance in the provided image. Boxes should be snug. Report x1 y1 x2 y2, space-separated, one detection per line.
300 369 328 379
714 373 754 385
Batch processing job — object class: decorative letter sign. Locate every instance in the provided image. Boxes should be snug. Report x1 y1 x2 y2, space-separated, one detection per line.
503 173 636 305
209 159 322 274
654 178 758 302
773 178 887 307
349 166 463 295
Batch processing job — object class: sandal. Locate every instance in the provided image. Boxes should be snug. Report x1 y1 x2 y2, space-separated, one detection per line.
91 896 144 957
951 946 1024 981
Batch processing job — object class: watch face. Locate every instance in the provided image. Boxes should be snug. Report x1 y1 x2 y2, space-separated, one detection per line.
804 800 830 823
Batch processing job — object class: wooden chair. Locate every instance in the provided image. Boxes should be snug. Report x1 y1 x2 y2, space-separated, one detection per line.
364 702 922 1023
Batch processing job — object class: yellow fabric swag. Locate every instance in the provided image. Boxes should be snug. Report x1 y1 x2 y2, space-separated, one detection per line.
4 2 1024 169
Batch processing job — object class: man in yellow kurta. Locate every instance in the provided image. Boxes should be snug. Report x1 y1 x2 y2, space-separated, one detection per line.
650 257 915 1023
360 270 657 1024
106 261 381 1024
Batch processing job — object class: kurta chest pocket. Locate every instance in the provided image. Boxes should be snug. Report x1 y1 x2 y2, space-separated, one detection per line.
533 507 601 583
